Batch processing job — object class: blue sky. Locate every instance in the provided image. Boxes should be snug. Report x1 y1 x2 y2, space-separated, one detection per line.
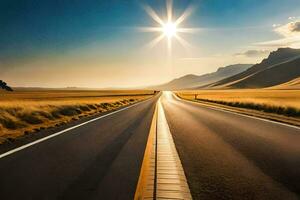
1 0 300 87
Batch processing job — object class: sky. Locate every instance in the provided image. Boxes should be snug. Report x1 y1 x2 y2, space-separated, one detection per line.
1 0 300 88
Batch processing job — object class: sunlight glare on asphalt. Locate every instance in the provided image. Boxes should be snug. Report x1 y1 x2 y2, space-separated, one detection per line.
163 91 174 101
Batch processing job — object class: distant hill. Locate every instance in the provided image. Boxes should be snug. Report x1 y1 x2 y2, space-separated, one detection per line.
12 87 88 91
210 48 300 89
269 77 300 90
153 64 252 90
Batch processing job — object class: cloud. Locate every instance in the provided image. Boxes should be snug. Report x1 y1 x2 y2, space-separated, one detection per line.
255 20 300 48
288 16 296 20
290 21 300 32
272 24 281 28
275 20 300 37
235 50 270 57
256 37 300 48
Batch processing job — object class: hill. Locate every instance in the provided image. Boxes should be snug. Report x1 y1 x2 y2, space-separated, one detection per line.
154 64 252 90
269 77 300 90
210 48 300 88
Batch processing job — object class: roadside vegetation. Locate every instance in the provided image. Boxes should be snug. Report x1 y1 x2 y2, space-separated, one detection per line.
0 90 154 144
177 89 300 118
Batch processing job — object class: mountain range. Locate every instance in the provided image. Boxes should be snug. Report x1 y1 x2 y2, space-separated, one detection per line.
154 64 252 90
210 48 300 89
154 48 300 90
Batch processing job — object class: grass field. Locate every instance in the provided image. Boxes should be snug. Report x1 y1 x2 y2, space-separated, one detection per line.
177 89 300 118
0 90 154 144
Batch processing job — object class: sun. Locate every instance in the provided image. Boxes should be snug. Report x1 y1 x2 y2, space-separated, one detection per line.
163 22 177 38
139 0 198 52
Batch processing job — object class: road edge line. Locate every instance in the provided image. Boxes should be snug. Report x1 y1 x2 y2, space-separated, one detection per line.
174 93 300 130
0 98 152 159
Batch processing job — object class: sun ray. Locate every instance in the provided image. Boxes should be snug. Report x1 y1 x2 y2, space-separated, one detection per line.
174 34 192 50
175 5 194 26
167 37 172 56
166 0 173 22
145 34 165 49
177 27 201 33
143 5 164 25
137 26 163 32
140 0 198 59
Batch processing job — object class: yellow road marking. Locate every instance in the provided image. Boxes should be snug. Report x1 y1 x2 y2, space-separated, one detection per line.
135 97 192 199
134 103 157 200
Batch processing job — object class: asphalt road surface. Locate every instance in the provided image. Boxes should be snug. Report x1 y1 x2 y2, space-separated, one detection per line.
161 92 300 200
0 92 299 200
0 95 159 200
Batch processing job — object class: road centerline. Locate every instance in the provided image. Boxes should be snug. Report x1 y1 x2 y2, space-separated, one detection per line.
135 97 192 199
156 99 192 199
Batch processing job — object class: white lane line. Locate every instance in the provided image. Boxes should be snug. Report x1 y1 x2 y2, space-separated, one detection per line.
172 92 300 130
156 99 193 199
0 99 151 159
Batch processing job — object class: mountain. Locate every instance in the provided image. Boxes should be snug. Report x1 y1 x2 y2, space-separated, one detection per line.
210 48 300 88
154 64 252 90
269 77 300 89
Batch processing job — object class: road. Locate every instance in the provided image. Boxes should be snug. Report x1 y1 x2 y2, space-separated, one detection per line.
161 92 300 200
0 91 299 200
0 95 159 200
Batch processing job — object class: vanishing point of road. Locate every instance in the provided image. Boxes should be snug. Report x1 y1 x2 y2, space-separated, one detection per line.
0 92 299 200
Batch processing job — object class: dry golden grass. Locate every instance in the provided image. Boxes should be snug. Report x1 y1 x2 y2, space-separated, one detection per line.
0 90 154 144
177 89 300 117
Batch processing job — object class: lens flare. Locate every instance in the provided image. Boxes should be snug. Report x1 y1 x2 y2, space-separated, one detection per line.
139 0 199 52
163 22 177 38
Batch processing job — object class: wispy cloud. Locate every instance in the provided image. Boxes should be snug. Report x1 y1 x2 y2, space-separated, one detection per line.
234 50 270 57
272 24 281 28
256 37 300 48
288 16 296 20
256 20 300 48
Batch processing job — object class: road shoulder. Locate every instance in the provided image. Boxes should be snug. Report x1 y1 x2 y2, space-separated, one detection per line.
176 94 300 128
0 96 157 156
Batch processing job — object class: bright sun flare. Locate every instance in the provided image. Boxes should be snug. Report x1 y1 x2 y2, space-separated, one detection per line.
163 22 177 38
139 0 198 52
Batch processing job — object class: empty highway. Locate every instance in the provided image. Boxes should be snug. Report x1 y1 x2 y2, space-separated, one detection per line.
0 92 299 200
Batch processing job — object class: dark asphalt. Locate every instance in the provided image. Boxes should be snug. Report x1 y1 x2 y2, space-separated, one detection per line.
161 92 300 200
0 96 158 200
